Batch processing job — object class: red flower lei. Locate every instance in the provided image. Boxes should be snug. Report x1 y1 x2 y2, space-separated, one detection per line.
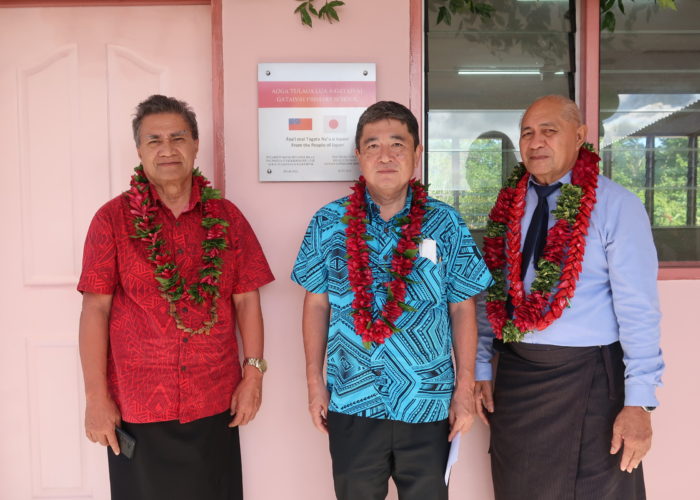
483 147 600 342
343 177 428 347
124 165 229 335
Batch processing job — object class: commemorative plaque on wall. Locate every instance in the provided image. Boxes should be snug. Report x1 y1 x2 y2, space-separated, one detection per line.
258 63 376 182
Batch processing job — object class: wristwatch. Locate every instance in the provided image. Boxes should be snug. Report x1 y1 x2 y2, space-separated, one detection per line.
243 357 268 374
642 406 656 413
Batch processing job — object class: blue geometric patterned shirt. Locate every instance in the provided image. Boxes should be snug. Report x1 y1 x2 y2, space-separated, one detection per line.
292 188 493 423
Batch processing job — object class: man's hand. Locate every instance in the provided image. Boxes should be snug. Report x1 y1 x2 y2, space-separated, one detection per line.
229 367 263 427
448 383 476 441
474 380 494 427
85 394 121 454
610 406 652 472
307 378 330 434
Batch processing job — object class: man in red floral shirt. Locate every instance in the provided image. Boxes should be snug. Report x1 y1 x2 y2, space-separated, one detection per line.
78 95 273 500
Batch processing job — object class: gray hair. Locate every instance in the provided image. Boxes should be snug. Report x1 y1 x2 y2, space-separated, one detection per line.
132 95 199 146
521 95 583 127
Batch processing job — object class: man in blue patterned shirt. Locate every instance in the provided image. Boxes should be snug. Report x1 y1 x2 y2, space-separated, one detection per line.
292 101 492 499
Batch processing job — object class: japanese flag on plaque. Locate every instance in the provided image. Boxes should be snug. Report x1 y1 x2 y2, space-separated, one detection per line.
324 115 347 133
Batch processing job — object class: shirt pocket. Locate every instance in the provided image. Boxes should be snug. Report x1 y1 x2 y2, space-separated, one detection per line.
405 255 446 306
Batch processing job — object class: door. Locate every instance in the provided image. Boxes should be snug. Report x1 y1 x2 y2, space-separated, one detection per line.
0 5 213 498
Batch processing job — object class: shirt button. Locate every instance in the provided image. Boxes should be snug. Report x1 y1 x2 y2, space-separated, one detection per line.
384 254 391 261
181 366 187 372
183 337 189 343
182 307 188 313
177 249 184 255
372 369 382 376
384 227 389 234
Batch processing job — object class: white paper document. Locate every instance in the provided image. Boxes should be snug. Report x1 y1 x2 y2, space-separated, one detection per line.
444 433 461 485
419 238 437 264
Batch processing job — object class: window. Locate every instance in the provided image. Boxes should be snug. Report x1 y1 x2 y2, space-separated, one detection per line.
425 0 576 243
425 0 700 263
599 0 700 262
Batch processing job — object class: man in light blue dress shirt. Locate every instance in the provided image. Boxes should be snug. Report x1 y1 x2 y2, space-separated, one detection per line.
475 95 664 500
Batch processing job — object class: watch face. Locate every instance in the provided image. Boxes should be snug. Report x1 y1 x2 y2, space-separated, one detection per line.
247 358 267 373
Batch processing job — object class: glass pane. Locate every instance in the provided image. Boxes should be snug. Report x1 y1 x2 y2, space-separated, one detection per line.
606 137 646 201
653 137 689 227
426 0 575 234
600 0 700 261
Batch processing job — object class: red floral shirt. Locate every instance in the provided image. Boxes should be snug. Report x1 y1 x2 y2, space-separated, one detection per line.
78 182 274 423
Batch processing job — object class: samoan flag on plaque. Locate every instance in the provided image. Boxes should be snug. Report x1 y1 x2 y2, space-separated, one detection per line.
289 118 313 131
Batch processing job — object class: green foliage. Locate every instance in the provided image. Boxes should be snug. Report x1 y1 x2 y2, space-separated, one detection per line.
202 217 230 229
485 220 506 238
434 0 494 26
427 138 514 230
530 260 562 294
399 302 417 312
552 184 583 225
502 320 525 343
601 0 678 33
294 0 345 27
485 269 506 302
606 136 691 228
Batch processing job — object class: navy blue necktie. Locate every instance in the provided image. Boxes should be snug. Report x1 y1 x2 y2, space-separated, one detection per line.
520 182 562 280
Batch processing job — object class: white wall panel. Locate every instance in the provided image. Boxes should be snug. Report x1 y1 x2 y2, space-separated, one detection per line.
106 45 164 198
27 338 88 497
19 45 80 286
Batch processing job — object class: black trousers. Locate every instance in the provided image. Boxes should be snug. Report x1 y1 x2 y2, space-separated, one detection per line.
108 410 243 500
490 341 646 500
327 411 450 500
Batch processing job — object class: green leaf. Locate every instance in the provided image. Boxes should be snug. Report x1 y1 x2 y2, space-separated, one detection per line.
436 6 452 25
474 3 494 18
363 341 373 350
485 220 506 238
308 2 318 16
202 217 229 229
326 6 340 22
657 0 677 10
617 0 625 14
200 267 222 278
502 321 526 343
204 257 223 267
449 0 464 14
294 1 307 14
300 5 312 26
403 248 419 259
328 0 345 7
602 11 616 32
381 317 401 333
398 302 417 312
200 186 222 202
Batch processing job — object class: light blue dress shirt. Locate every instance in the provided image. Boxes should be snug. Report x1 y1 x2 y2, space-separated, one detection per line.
476 171 665 407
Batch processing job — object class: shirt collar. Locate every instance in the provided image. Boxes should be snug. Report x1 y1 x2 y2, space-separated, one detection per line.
364 185 414 222
148 176 203 215
528 170 573 189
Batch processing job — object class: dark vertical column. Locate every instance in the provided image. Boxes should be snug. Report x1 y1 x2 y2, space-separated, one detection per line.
645 136 655 222
688 134 698 226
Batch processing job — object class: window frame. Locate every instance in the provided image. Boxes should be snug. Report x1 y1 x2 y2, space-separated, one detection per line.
416 0 700 278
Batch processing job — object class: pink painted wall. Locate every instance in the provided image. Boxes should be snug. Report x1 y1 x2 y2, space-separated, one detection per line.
221 1 700 498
